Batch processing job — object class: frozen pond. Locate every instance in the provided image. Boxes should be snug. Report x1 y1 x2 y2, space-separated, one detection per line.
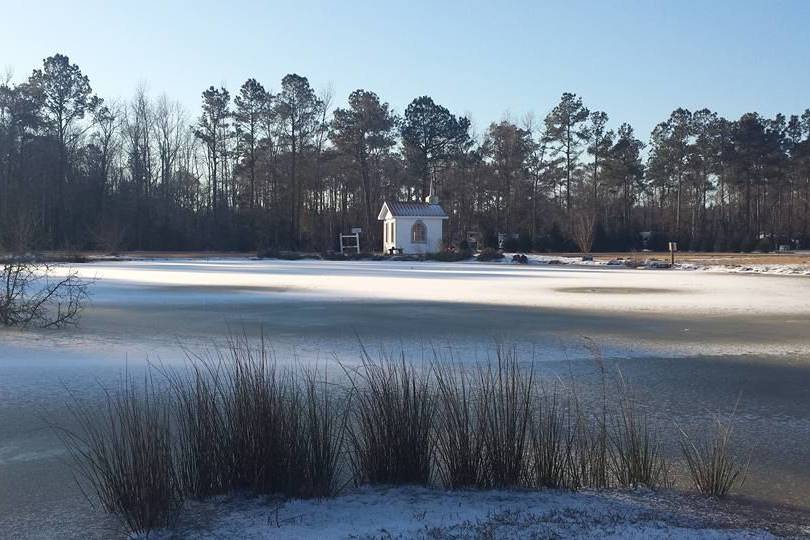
1 258 810 537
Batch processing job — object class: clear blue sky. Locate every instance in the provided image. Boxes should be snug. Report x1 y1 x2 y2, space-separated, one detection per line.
3 0 809 139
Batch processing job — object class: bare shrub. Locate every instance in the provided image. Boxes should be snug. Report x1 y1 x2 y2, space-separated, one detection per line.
59 371 182 535
0 260 89 328
344 348 434 486
679 414 747 497
571 211 596 253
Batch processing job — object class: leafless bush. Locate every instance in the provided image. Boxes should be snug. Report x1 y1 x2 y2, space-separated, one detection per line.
571 211 597 253
568 400 610 490
678 414 747 497
0 260 89 328
59 371 182 536
344 348 434 486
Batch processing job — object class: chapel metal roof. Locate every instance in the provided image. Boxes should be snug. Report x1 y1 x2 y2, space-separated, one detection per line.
379 201 448 219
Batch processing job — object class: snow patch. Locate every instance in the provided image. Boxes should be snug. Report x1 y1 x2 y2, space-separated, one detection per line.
158 486 774 539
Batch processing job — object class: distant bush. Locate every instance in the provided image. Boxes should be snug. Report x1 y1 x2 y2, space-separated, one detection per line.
739 237 758 253
391 254 423 262
257 248 321 260
425 250 473 262
321 251 384 261
501 236 520 252
482 231 500 249
517 232 533 253
0 252 90 264
477 248 504 262
753 238 772 253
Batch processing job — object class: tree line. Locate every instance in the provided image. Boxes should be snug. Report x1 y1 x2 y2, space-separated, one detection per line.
2 54 810 253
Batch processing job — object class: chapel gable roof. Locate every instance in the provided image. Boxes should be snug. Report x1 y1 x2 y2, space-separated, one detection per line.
378 201 448 220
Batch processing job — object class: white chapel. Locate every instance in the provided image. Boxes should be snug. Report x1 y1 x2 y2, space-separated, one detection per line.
378 184 448 254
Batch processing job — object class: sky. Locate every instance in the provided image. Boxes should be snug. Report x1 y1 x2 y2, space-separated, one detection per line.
3 0 810 140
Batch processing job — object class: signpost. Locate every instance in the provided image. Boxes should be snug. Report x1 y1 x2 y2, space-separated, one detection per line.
340 228 362 254
668 242 678 266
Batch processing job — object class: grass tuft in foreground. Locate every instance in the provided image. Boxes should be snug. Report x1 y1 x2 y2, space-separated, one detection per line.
59 338 750 536
678 413 748 497
59 371 182 535
344 347 434 486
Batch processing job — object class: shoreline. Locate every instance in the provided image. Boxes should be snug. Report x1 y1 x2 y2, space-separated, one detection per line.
3 249 810 278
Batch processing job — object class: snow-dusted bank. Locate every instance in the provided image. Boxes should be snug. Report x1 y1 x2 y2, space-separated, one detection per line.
495 252 810 276
167 486 795 539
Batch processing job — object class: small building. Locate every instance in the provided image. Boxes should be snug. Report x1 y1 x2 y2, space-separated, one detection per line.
378 186 448 254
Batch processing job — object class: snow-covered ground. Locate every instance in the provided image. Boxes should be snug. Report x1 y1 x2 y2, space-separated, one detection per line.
676 261 810 276
166 486 785 539
500 251 810 276
2 258 810 538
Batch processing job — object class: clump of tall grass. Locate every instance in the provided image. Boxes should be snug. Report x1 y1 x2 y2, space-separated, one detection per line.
608 390 671 489
344 348 434 485
433 360 485 488
165 354 229 498
528 385 576 489
60 336 755 537
568 398 610 490
301 366 351 497
476 347 534 488
59 371 182 536
678 414 748 497
168 335 349 499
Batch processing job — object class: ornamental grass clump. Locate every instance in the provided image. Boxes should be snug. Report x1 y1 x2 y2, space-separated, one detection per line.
344 348 434 486
60 372 182 536
679 414 748 497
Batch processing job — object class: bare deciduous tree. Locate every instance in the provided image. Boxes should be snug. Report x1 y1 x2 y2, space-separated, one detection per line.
572 211 596 253
0 260 90 328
